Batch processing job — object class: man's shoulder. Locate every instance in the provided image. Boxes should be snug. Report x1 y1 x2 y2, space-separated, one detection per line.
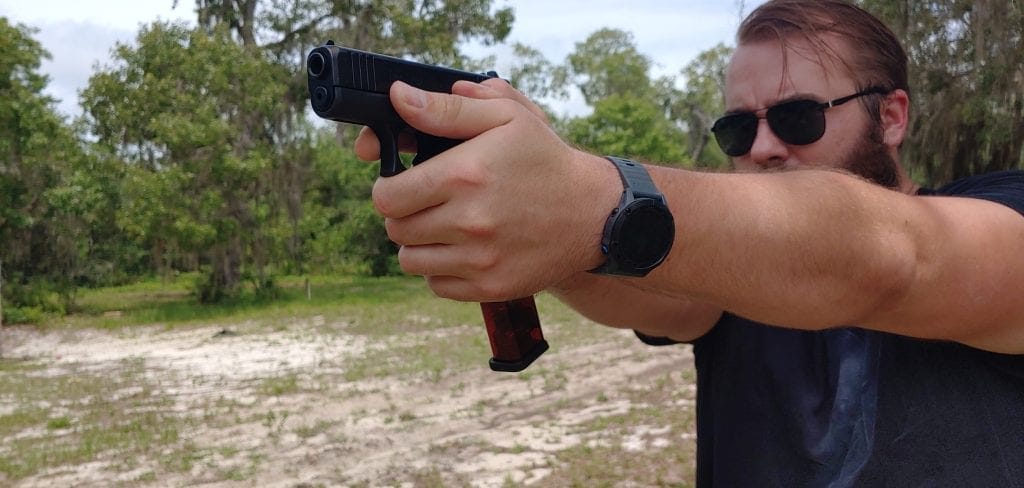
921 170 1024 216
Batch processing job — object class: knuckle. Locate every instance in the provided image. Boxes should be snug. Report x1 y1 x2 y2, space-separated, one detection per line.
438 93 464 125
396 246 421 275
461 222 496 240
458 209 497 240
371 180 397 218
383 218 403 244
467 247 500 275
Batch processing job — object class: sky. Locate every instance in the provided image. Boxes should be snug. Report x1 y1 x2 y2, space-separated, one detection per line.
0 0 764 119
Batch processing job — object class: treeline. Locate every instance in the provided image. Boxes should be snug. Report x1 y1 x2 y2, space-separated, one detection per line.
1 1 1021 322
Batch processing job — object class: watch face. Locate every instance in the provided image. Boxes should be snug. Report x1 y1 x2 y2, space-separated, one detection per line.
613 199 675 270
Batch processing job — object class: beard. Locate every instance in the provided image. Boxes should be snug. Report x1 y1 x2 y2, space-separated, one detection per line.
839 122 901 189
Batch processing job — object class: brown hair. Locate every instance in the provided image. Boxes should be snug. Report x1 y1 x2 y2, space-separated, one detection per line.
738 0 909 102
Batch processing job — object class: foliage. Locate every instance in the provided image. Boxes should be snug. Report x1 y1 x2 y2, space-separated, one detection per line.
566 29 656 106
676 43 733 168
556 28 695 164
0 18 116 319
4 1 1020 316
565 94 689 165
300 130 399 276
81 22 292 302
860 0 1024 185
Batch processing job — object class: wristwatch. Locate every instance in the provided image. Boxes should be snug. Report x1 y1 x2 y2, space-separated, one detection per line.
589 156 675 277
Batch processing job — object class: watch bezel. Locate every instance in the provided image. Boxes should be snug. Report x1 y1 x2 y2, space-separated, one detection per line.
601 197 675 276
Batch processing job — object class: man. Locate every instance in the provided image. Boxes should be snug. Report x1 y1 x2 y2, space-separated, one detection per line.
354 0 1024 485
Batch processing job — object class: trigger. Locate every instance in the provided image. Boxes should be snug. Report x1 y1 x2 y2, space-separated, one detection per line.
376 126 405 177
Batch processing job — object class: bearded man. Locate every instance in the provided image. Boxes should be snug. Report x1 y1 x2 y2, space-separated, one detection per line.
355 1 1024 484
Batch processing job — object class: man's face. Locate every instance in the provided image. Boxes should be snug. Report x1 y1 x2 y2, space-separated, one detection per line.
722 37 900 187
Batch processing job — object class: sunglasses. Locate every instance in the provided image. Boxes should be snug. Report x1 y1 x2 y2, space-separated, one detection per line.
711 87 889 157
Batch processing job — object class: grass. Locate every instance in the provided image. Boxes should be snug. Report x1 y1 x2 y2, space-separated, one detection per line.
0 273 507 483
1 273 699 486
61 274 453 330
257 374 302 396
0 358 186 480
541 369 698 486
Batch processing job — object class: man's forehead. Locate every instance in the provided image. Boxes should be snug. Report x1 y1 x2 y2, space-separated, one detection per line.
724 36 856 108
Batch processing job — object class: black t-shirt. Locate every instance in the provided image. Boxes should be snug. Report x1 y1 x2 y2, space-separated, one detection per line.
691 171 1024 487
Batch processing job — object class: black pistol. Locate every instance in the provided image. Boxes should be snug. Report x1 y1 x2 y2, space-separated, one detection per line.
306 41 549 372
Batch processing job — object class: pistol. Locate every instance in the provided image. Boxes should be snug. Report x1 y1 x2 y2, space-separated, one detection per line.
306 41 549 372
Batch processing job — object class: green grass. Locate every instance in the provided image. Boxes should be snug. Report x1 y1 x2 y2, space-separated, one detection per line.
257 374 302 396
58 274 476 331
0 358 186 480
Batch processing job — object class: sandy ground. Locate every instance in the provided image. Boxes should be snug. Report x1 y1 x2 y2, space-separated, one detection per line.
1 314 697 487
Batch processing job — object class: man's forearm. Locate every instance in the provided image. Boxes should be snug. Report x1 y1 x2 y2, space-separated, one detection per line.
639 165 918 332
550 272 721 342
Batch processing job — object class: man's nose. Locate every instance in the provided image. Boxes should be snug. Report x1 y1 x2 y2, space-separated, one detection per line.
747 119 789 169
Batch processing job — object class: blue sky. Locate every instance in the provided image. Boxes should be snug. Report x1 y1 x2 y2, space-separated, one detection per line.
1 0 763 118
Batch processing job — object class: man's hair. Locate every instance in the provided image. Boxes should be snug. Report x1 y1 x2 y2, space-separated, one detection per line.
738 0 909 100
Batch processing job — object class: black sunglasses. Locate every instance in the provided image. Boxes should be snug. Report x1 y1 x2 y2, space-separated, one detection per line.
711 87 889 157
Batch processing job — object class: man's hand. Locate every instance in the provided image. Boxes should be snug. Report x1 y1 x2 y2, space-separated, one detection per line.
354 80 618 302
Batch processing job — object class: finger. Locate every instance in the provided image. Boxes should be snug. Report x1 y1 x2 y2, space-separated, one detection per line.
354 126 418 161
390 81 518 141
353 126 381 161
423 274 529 303
384 198 496 247
425 275 483 302
452 79 550 123
399 246 519 302
372 167 449 220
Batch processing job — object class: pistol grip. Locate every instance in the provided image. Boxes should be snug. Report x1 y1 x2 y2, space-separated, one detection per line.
386 132 548 372
481 298 548 372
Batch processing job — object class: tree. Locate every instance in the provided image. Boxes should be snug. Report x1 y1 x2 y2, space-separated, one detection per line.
0 18 98 318
504 42 570 116
556 28 690 164
676 43 733 168
566 28 656 106
564 94 688 165
860 0 1024 184
300 129 397 276
182 0 517 282
191 0 513 63
80 22 292 301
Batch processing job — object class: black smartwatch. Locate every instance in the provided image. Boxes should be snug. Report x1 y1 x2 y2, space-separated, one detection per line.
589 156 675 277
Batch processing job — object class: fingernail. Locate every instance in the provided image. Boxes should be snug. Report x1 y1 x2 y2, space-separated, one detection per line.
397 82 427 109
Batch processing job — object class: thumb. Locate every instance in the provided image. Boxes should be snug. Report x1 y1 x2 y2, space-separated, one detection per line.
390 81 515 141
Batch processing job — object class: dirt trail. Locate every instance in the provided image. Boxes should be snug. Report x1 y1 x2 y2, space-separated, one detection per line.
2 317 697 486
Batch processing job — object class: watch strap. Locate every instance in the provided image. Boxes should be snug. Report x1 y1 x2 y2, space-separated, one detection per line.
589 156 672 277
604 156 662 200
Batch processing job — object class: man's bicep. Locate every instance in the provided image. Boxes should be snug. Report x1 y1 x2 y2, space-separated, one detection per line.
870 195 1024 353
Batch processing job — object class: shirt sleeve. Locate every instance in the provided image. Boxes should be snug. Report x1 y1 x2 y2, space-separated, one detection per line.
933 170 1024 217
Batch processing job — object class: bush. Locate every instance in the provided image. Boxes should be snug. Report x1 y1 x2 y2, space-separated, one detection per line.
3 306 46 325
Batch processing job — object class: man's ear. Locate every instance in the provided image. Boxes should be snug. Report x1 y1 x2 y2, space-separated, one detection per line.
880 89 910 148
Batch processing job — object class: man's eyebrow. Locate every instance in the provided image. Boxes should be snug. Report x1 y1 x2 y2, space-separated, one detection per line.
724 91 824 114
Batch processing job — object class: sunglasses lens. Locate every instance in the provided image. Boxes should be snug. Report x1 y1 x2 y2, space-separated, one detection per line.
766 100 825 145
712 114 758 157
